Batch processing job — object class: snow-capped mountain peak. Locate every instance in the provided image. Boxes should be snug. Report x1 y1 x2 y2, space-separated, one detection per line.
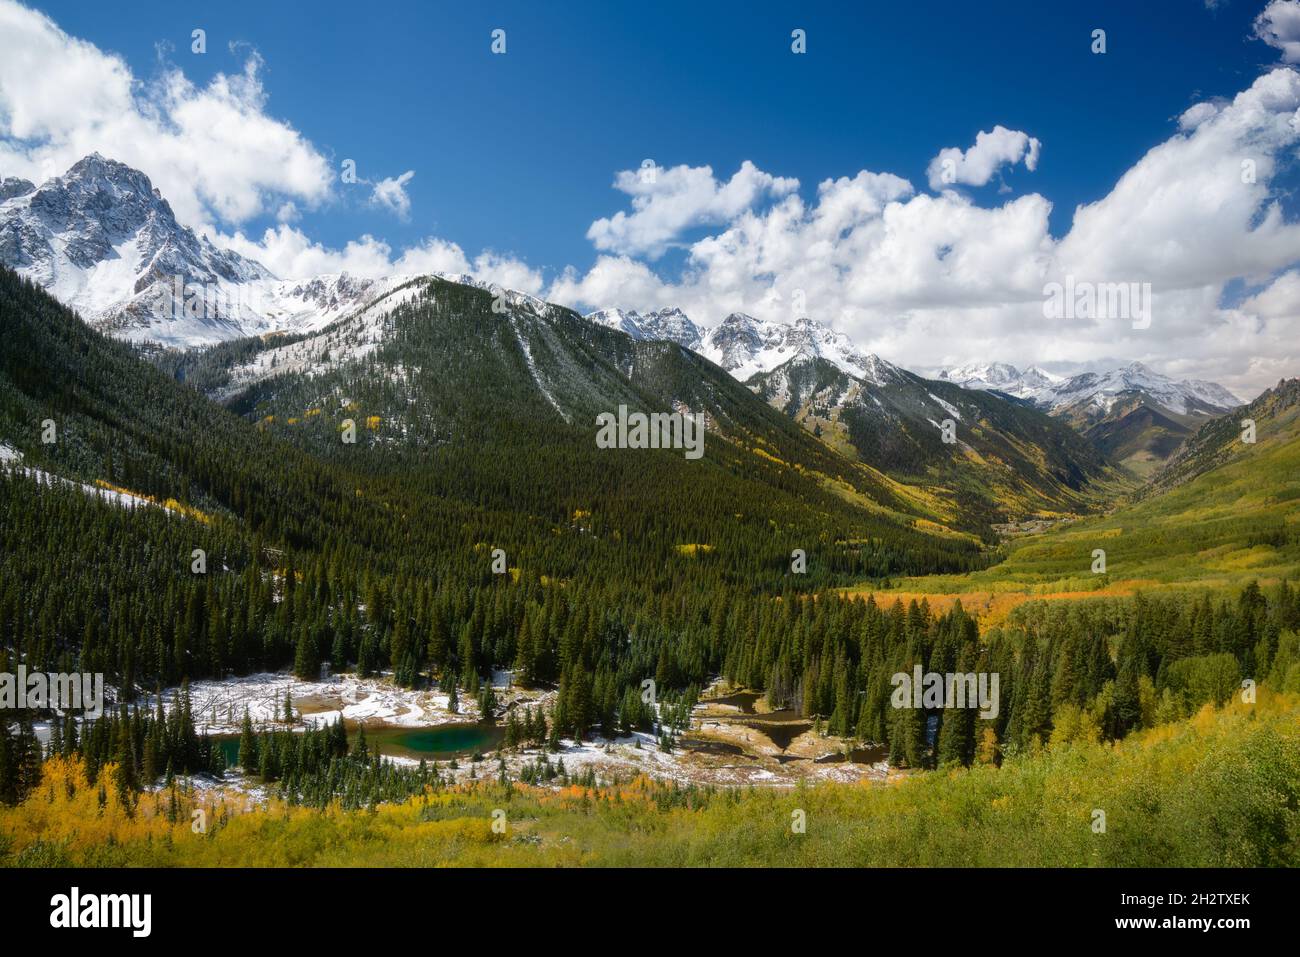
938 362 1063 402
693 312 897 384
0 155 488 348
584 306 703 350
583 305 909 387
0 153 273 342
939 360 1240 417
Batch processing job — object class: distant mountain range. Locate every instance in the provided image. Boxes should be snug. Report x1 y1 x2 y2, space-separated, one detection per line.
933 362 1242 477
0 154 1250 483
585 307 703 351
938 361 1241 417
584 308 899 386
581 303 1244 476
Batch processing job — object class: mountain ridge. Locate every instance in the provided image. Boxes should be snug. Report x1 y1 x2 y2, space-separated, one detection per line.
1 154 1247 420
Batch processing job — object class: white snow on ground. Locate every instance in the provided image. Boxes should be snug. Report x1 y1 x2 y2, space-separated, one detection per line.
1 456 185 518
214 279 426 401
509 312 570 423
928 392 962 420
172 672 484 734
36 670 889 794
419 726 888 791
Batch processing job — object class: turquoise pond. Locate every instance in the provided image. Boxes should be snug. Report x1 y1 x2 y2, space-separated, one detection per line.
216 721 502 764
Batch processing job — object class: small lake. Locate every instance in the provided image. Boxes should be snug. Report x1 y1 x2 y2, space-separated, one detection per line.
215 721 501 765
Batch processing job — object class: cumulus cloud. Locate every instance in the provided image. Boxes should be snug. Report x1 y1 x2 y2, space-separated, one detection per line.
369 170 415 219
926 126 1041 191
0 0 332 228
1254 0 1300 63
549 70 1300 399
586 160 798 258
0 1 540 290
216 223 545 295
1177 101 1222 130
4 0 1300 399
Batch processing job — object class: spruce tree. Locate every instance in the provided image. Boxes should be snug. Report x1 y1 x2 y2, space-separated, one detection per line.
238 710 258 772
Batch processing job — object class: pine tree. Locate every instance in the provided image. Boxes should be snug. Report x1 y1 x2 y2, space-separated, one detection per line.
238 710 258 772
293 626 318 680
478 683 497 722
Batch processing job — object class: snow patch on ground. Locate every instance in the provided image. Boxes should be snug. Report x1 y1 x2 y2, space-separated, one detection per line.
509 313 570 423
216 279 426 400
69 672 890 794
928 392 962 421
2 459 185 518
175 671 485 734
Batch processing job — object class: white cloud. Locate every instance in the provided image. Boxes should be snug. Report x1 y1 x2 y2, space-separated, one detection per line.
0 0 332 228
1241 267 1300 318
0 1 541 293
1178 101 1222 130
215 223 545 295
549 70 1300 399
586 160 798 258
926 125 1041 191
1254 0 1300 63
4 0 1299 399
370 170 415 219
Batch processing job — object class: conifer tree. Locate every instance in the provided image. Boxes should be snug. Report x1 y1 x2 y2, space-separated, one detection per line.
238 709 258 772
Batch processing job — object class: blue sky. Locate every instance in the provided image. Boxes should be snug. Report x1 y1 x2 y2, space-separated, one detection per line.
27 0 1282 276
5 0 1300 394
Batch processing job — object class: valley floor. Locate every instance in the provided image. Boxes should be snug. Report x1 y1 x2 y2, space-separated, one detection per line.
50 671 891 796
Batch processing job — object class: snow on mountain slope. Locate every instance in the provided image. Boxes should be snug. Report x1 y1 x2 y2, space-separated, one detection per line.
1044 362 1242 416
0 153 273 342
938 362 1064 403
585 307 703 350
939 360 1241 417
244 273 423 337
581 302 1245 428
1 445 186 517
582 308 899 385
696 313 898 384
0 151 1251 431
0 154 536 349
211 278 431 401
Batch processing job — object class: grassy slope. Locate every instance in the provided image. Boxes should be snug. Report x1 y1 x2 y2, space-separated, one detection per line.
4 691 1296 867
871 389 1300 603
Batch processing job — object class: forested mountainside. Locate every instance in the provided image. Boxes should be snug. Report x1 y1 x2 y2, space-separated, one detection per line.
154 277 1122 540
884 377 1300 599
0 262 975 738
748 354 1120 533
4 260 1300 821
